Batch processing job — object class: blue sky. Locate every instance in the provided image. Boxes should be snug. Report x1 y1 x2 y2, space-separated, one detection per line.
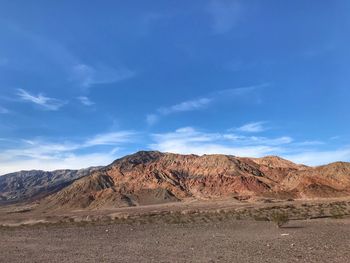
0 0 350 174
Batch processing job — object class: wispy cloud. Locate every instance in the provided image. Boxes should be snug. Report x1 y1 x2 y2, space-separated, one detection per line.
147 97 212 125
237 121 267 133
208 0 242 34
147 83 268 125
7 25 134 90
0 130 135 175
84 131 135 147
150 127 290 157
159 97 212 115
72 63 135 89
285 148 350 166
16 89 65 111
77 96 95 106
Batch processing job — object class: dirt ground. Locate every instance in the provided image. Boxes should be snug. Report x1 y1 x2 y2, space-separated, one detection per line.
1 198 350 262
0 218 350 263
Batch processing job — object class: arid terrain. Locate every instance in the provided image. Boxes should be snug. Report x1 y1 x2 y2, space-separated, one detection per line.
1 197 350 262
1 216 350 263
1 151 350 262
2 151 350 209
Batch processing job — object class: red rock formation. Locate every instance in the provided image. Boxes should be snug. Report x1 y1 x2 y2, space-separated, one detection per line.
39 151 350 210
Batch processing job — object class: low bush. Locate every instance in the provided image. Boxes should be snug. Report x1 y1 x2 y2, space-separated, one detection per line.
270 211 289 228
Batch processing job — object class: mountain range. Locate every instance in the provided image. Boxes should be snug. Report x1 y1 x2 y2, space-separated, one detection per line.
1 151 350 209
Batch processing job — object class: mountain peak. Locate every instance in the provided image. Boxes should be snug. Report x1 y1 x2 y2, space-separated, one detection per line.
252 155 302 169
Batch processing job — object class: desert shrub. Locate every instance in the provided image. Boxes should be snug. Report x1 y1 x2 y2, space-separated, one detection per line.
318 208 325 216
270 211 289 228
330 209 344 219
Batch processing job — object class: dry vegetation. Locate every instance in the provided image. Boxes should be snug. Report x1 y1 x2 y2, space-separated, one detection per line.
1 199 349 229
1 206 350 263
1 198 350 262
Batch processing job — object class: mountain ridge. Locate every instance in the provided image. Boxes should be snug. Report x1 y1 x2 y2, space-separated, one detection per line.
0 167 100 204
1 151 350 209
41 151 350 210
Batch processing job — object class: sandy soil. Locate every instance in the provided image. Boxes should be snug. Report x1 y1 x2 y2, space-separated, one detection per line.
1 218 350 263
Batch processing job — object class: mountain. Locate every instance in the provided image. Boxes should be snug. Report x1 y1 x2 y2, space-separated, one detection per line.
1 151 350 209
37 151 350 210
0 167 100 204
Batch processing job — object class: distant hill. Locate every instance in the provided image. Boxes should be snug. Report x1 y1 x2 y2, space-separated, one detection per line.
0 167 100 204
37 151 350 210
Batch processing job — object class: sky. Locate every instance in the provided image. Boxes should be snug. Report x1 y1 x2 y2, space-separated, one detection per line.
0 0 350 174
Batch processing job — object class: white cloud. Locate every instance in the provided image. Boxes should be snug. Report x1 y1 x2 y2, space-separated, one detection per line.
226 135 293 145
147 83 268 125
77 96 95 106
158 98 212 115
149 127 350 166
208 0 242 34
0 130 135 175
72 63 135 88
150 127 289 157
0 152 116 176
16 89 65 111
237 121 267 133
84 132 134 147
147 97 211 125
284 148 350 166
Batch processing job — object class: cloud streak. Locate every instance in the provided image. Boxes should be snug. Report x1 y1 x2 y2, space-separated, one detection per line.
237 121 267 133
147 97 212 125
158 97 212 115
8 25 135 91
16 89 65 111
84 131 135 147
78 96 95 106
72 63 135 89
147 83 268 125
285 148 350 166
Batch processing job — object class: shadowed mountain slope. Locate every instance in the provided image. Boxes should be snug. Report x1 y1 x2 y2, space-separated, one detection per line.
0 167 100 204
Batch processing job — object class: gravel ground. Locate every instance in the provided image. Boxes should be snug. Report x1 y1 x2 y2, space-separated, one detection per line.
1 218 350 263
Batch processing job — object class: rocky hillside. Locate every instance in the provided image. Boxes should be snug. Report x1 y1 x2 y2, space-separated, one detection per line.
0 167 100 204
39 151 350 210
